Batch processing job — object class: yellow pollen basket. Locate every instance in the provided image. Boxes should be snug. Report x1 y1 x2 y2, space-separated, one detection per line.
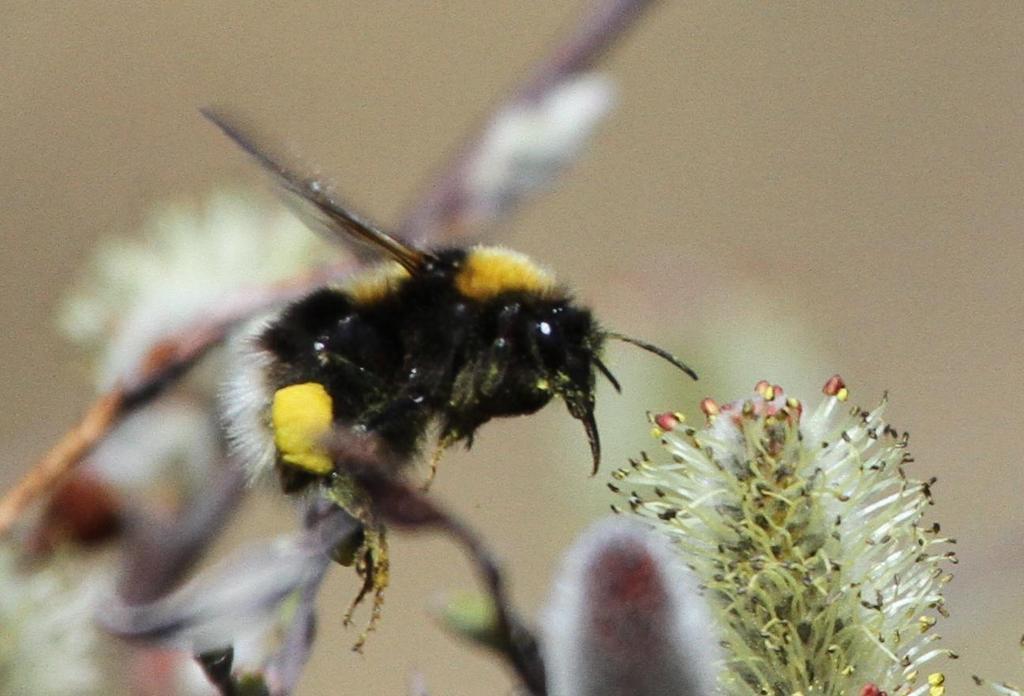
271 382 335 475
455 247 556 300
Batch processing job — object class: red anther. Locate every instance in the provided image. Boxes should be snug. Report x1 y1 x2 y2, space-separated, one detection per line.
653 412 680 432
860 684 887 696
754 379 771 397
699 398 720 417
823 374 846 397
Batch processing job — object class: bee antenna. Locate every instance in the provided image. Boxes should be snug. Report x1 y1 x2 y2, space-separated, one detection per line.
592 356 622 393
605 332 698 381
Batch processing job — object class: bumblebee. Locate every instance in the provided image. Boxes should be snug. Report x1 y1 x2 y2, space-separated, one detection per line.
205 110 695 643
209 109 696 489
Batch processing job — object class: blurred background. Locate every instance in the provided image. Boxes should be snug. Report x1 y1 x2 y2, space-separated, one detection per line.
3 1 1023 693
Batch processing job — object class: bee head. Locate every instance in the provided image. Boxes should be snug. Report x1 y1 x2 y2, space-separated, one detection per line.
529 303 605 475
530 304 700 476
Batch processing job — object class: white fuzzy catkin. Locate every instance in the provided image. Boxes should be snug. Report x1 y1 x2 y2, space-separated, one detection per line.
0 546 105 695
59 191 334 391
613 378 956 696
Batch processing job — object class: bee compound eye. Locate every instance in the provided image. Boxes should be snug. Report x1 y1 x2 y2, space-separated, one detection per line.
534 318 565 368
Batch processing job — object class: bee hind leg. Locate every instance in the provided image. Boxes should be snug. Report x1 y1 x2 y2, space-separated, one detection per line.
325 473 390 652
345 523 388 652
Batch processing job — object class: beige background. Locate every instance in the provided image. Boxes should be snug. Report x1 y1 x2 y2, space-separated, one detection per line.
3 2 1024 693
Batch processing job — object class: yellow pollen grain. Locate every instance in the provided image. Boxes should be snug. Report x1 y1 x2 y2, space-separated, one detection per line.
271 382 335 475
454 246 556 300
836 386 849 402
345 261 411 305
928 672 946 696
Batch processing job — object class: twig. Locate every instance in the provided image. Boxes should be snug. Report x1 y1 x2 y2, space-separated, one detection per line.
398 0 658 240
334 452 546 696
0 390 124 537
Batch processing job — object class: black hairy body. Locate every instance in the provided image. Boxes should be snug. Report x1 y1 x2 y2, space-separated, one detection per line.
201 109 695 491
259 247 601 491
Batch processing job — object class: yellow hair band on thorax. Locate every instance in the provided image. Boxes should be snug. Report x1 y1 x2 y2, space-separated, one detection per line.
344 261 412 305
454 246 557 301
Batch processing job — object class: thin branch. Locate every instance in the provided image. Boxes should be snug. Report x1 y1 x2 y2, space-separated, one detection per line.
398 0 658 240
0 390 123 537
330 444 546 696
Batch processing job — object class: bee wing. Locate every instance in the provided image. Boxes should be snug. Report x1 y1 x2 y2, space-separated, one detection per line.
202 108 435 275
